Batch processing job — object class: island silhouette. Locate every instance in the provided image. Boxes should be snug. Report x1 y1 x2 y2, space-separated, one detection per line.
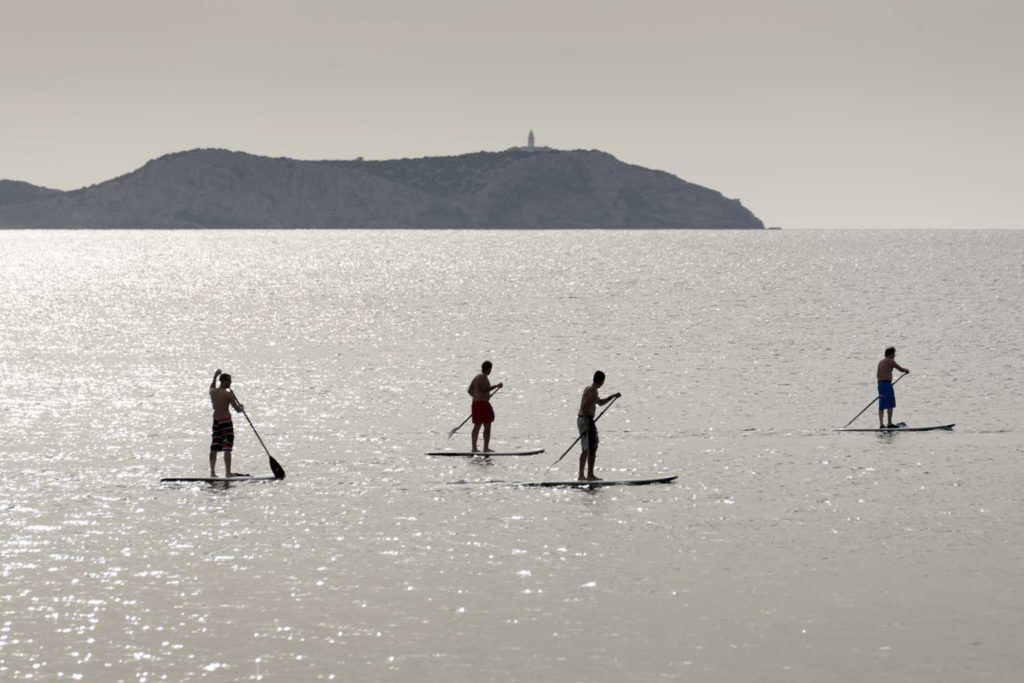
0 143 763 229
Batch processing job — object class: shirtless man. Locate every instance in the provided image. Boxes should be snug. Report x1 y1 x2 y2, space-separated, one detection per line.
467 361 503 452
577 371 621 481
209 369 245 477
877 347 909 428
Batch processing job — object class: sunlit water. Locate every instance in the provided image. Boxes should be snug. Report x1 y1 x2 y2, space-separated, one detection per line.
1 229 1022 682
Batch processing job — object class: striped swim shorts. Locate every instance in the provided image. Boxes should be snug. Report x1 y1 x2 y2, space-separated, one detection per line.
210 419 234 452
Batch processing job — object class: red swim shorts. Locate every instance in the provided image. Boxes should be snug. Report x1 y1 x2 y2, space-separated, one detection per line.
472 400 495 425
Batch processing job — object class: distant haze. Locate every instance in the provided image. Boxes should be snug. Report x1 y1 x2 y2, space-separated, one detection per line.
2 0 1021 228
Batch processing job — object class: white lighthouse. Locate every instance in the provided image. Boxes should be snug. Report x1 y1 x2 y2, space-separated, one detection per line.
510 130 550 152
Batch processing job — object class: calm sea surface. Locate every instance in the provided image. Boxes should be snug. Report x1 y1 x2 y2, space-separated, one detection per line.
1 229 1022 682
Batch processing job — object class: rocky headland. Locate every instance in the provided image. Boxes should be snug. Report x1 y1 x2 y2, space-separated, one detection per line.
0 148 763 229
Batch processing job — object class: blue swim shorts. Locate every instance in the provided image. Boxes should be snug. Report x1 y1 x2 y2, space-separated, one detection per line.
878 381 896 411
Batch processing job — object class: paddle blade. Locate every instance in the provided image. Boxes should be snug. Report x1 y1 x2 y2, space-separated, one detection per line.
448 414 472 439
269 455 286 479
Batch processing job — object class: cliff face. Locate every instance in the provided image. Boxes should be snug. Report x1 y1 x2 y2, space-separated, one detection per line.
0 148 763 228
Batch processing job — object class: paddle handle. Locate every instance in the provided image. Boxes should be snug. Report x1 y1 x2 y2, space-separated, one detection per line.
842 372 906 428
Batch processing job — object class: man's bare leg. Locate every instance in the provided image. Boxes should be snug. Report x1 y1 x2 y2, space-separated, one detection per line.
578 450 589 481
886 408 896 428
586 446 601 481
225 451 235 477
471 424 481 452
210 451 218 478
483 423 494 452
879 410 885 429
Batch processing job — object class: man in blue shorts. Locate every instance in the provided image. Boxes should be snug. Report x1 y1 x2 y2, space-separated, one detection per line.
877 347 909 428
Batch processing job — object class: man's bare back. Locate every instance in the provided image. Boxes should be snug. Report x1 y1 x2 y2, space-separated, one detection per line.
579 385 599 417
468 373 492 402
877 357 907 382
210 386 240 420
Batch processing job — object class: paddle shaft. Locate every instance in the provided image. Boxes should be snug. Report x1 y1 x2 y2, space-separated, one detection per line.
546 395 619 473
232 390 285 479
842 372 906 428
448 386 502 439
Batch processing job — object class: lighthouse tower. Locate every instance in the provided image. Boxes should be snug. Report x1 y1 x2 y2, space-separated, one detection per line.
510 130 548 152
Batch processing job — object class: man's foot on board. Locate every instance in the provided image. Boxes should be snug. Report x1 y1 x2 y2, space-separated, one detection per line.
586 475 603 482
225 472 250 478
483 448 496 453
886 424 899 429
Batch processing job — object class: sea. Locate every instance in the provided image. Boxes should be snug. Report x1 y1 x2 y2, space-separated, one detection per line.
0 229 1022 682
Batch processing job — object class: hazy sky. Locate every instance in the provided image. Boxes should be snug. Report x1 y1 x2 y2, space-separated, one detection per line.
2 0 1021 228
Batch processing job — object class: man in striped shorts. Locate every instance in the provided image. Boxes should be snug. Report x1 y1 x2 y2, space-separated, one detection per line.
209 369 245 477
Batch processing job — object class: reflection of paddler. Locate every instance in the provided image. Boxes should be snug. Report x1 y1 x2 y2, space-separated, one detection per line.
876 347 909 428
467 360 503 453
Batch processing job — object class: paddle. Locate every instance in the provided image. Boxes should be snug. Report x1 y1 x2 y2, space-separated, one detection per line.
447 386 502 439
232 391 286 479
841 372 907 429
545 394 619 474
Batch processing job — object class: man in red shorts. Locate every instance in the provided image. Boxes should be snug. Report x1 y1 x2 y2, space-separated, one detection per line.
467 360 503 452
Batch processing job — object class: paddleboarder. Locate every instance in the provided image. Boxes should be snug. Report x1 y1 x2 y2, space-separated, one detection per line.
467 361 503 452
877 347 909 428
578 371 621 481
209 369 245 477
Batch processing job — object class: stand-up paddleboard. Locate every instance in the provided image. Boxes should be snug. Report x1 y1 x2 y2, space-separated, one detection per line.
836 423 955 433
450 475 677 488
427 449 545 457
160 475 282 483
519 475 677 488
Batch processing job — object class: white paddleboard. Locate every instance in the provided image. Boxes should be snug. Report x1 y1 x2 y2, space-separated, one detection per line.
160 475 282 483
518 475 678 488
449 475 678 488
427 449 545 457
836 423 955 432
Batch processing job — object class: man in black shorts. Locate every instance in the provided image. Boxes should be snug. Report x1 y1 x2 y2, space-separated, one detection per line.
577 371 621 481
